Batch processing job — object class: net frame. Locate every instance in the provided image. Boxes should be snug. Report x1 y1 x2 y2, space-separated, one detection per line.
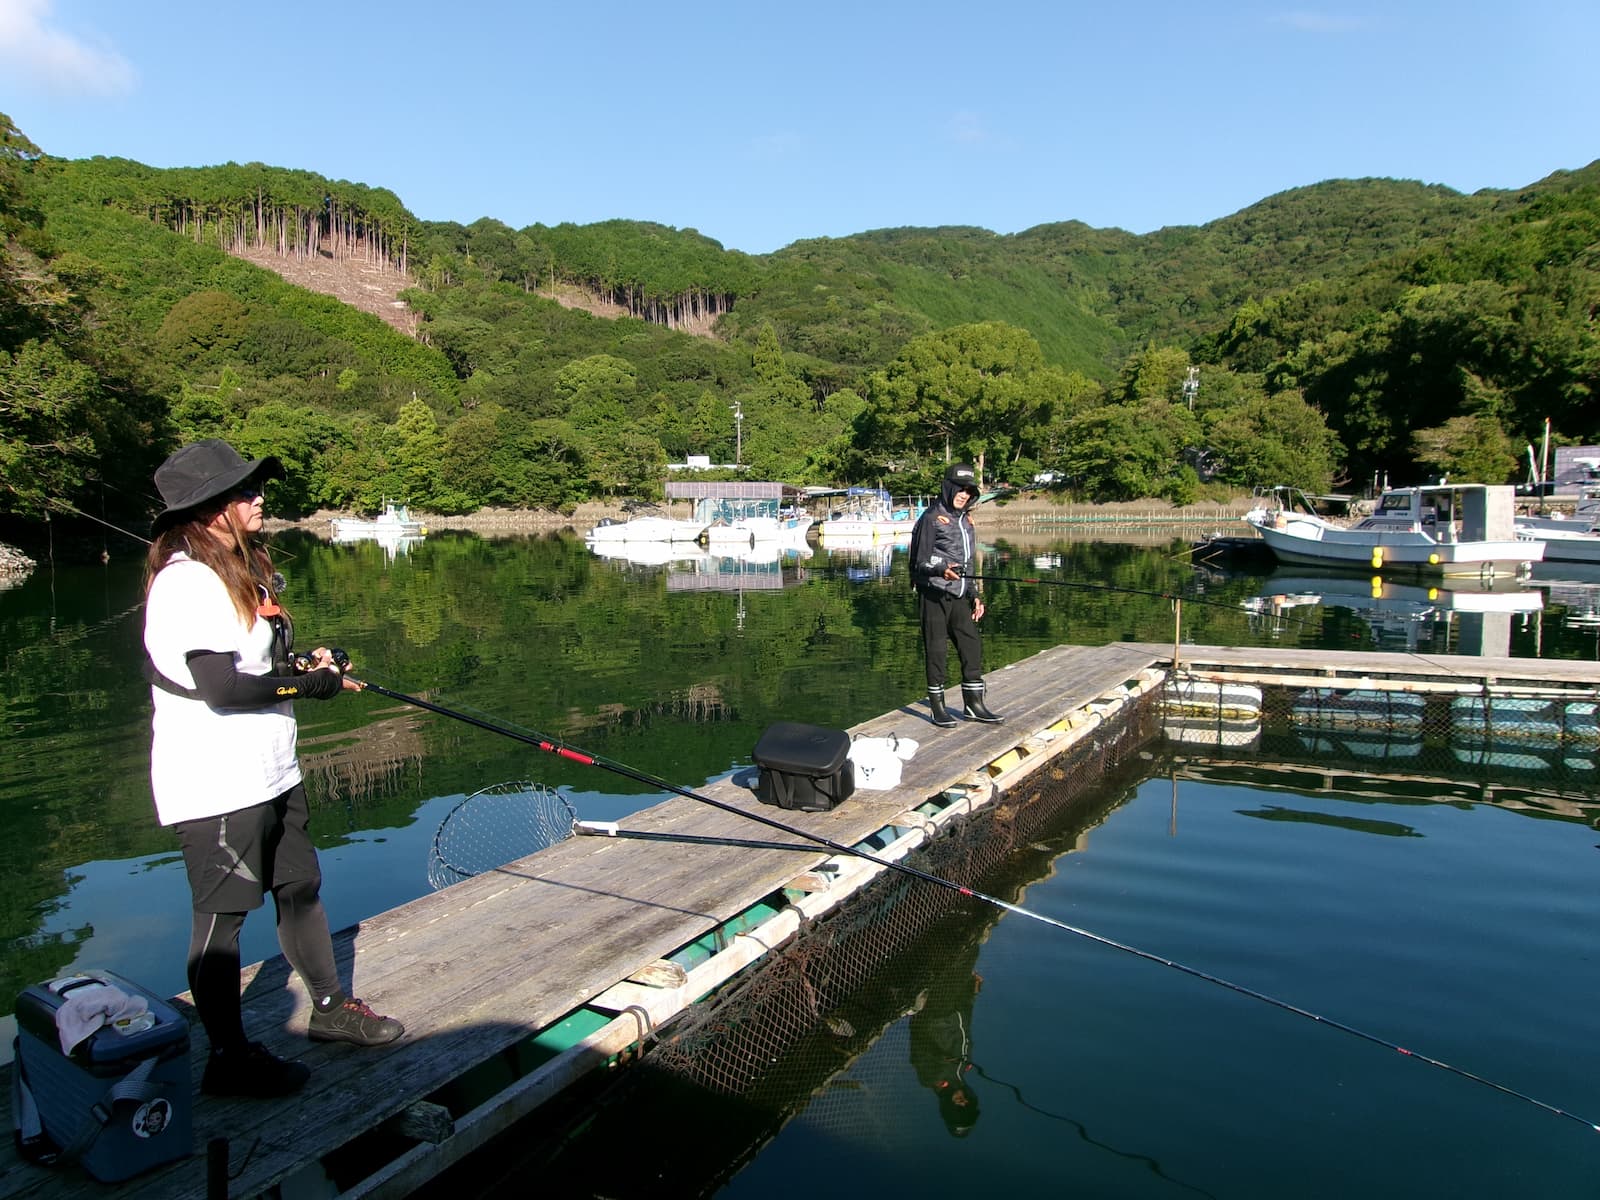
427 780 578 891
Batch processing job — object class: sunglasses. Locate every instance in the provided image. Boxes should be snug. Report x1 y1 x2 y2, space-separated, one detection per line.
230 484 264 502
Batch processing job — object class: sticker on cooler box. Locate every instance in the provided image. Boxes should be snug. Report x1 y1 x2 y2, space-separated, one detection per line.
132 1098 172 1138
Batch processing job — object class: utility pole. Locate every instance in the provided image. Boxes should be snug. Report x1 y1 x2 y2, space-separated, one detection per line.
1182 366 1200 410
730 400 744 466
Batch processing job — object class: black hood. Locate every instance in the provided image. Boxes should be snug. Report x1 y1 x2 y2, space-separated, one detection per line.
940 463 979 509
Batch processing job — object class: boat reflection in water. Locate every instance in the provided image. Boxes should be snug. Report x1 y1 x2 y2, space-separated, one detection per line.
813 532 906 582
330 527 425 562
1240 569 1542 656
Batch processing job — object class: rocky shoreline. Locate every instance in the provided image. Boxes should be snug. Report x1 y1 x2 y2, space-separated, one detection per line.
277 494 1253 537
0 543 36 580
0 495 1253 581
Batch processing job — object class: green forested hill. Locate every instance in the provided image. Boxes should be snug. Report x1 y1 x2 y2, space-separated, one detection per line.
2 107 1596 546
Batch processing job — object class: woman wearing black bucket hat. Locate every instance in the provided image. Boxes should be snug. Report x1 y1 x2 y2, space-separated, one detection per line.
143 439 403 1098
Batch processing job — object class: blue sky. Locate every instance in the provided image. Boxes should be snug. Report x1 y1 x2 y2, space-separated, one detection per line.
2 0 1594 255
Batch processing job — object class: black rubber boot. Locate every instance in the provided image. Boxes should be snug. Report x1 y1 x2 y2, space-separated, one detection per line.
927 687 958 728
962 682 1004 724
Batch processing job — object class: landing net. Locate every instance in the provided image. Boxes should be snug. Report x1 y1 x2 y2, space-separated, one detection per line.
426 780 577 891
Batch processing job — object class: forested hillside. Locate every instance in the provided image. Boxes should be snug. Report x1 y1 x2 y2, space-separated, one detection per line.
1 107 1596 550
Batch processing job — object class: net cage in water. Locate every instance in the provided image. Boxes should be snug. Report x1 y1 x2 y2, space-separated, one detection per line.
1164 671 1600 792
639 688 1164 1100
439 672 1599 1196
637 668 1598 1104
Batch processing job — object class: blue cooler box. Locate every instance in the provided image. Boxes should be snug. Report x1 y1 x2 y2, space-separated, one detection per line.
13 969 191 1181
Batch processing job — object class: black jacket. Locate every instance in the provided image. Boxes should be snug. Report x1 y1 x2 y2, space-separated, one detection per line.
910 481 976 599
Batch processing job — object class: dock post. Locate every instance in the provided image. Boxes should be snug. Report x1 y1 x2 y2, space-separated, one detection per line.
1172 598 1182 670
207 1137 229 1200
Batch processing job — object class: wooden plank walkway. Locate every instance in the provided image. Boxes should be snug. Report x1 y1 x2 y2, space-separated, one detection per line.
0 642 1161 1200
1144 643 1600 690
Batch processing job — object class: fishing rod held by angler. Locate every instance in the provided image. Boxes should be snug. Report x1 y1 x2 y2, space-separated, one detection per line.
345 672 1600 1135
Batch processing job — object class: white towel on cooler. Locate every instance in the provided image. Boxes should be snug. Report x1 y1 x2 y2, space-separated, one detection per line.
54 983 150 1055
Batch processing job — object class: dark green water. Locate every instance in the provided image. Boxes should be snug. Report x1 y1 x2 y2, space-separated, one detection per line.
2 531 1597 1196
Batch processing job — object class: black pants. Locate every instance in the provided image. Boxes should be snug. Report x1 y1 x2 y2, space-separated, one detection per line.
919 590 983 689
176 785 340 1052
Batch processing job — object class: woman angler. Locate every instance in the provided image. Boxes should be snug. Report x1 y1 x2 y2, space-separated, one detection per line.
143 439 403 1098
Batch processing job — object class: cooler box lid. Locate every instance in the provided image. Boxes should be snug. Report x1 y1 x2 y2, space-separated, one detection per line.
16 970 188 1065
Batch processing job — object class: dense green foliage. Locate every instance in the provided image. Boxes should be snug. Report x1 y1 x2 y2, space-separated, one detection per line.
1 107 1596 542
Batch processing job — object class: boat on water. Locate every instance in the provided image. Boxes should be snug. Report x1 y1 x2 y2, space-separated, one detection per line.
1518 521 1600 565
1514 469 1600 564
586 514 709 544
816 488 923 540
702 510 814 549
331 501 426 541
1243 484 1544 577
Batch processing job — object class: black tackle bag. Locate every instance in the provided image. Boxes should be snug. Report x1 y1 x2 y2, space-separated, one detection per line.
753 721 855 812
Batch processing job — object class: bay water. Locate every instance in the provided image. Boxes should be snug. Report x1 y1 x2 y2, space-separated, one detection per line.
2 530 1596 1196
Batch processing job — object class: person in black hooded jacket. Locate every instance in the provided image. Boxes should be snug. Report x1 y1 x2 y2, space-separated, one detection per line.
908 463 1004 727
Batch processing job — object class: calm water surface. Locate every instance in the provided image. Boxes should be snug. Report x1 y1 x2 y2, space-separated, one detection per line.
2 530 1596 1196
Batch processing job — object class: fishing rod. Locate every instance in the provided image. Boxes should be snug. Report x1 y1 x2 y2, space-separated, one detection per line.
961 571 1323 626
574 821 824 854
346 671 1600 1134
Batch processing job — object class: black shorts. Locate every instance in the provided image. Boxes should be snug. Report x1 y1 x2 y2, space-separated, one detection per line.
175 783 322 913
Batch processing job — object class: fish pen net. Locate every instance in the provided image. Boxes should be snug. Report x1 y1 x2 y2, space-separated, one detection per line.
641 685 1163 1100
1163 673 1600 810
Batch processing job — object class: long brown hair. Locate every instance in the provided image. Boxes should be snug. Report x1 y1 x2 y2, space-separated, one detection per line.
143 500 280 627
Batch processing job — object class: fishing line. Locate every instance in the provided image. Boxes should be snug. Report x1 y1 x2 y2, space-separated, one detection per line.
424 779 827 888
347 671 1600 1134
961 571 1326 633
40 498 153 546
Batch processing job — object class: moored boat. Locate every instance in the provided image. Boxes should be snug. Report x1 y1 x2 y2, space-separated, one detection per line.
586 515 709 543
1243 484 1543 577
332 501 426 541
1517 522 1600 565
815 488 923 540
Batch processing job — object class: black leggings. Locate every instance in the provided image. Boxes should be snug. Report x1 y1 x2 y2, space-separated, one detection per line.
187 876 339 1052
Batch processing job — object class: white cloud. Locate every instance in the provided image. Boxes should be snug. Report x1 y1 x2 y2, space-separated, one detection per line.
1273 10 1367 34
948 111 988 145
0 0 136 96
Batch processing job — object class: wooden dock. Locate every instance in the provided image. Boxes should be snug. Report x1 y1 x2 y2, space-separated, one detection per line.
5 639 1596 1199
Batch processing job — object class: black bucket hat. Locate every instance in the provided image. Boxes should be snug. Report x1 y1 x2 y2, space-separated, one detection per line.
152 439 284 533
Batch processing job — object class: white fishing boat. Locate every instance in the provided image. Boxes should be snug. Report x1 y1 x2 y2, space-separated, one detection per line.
816 489 923 540
1518 521 1600 565
332 501 426 541
585 514 708 544
1243 484 1543 577
1515 469 1600 564
703 513 813 548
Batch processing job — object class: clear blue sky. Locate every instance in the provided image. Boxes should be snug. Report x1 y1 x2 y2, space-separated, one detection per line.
3 0 1594 255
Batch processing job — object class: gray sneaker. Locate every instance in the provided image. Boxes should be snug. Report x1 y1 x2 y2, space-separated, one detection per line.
307 997 404 1046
